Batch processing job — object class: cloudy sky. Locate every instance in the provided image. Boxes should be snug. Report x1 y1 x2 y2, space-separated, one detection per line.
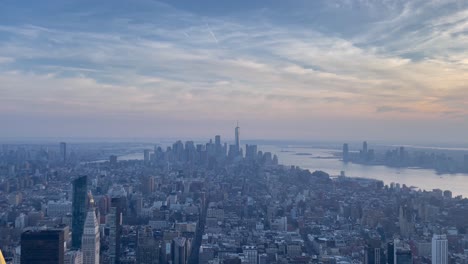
0 0 467 142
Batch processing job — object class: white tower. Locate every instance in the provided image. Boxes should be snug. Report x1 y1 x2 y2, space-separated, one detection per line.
82 208 100 264
432 234 448 264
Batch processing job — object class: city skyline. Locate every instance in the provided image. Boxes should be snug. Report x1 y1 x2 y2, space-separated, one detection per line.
1 125 468 263
1 0 467 142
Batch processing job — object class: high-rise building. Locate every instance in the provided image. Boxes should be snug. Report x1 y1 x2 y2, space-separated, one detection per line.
72 175 88 249
395 248 412 264
365 241 385 264
108 197 124 264
141 176 155 195
172 237 188 264
60 142 67 163
242 246 258 264
399 146 405 162
228 144 238 160
399 205 413 238
235 122 240 156
387 242 394 264
21 228 65 264
342 143 349 162
110 155 118 166
363 141 368 154
82 210 100 264
199 245 215 264
108 207 120 264
131 193 143 217
432 234 448 264
443 190 452 199
258 253 267 264
137 226 160 264
144 149 150 163
245 144 258 161
215 135 222 156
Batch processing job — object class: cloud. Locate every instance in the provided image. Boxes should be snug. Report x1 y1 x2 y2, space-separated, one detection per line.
0 0 467 140
0 57 14 64
376 106 414 113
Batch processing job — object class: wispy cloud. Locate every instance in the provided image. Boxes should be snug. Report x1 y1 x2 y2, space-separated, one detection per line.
0 57 14 64
0 0 467 140
205 22 219 44
376 106 414 113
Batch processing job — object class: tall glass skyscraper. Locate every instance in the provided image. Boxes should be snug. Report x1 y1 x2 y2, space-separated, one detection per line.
109 196 124 264
72 175 88 249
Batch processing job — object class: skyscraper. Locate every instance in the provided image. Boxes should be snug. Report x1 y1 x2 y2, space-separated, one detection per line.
242 246 258 264
60 142 67 163
395 248 412 264
432 234 448 264
365 241 385 264
108 207 119 264
387 242 394 264
144 149 150 163
82 209 100 264
137 226 160 264
110 155 118 166
342 143 349 162
215 135 222 155
108 197 124 264
392 239 413 264
141 176 155 195
21 228 65 264
72 175 88 249
172 237 188 264
245 144 258 161
235 122 240 156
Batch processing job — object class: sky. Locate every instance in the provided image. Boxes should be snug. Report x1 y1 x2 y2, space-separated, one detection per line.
0 0 467 142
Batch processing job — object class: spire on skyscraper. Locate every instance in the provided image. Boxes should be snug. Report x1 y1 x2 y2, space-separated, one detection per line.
235 121 240 156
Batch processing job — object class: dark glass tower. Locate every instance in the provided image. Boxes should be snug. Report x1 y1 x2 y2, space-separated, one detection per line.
21 228 65 264
387 242 394 264
72 175 87 249
109 197 124 264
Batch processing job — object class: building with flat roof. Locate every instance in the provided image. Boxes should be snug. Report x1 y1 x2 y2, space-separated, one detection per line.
21 228 65 264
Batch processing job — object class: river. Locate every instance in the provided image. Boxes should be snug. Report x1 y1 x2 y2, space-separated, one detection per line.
259 145 468 198
114 144 468 198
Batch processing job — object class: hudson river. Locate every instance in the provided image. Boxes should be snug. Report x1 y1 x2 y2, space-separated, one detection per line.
259 145 468 198
117 143 468 198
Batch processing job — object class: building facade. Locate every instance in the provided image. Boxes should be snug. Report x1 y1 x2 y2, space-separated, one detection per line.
432 234 448 264
21 228 65 264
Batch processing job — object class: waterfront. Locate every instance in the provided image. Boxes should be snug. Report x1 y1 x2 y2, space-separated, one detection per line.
115 143 468 197
260 145 468 198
